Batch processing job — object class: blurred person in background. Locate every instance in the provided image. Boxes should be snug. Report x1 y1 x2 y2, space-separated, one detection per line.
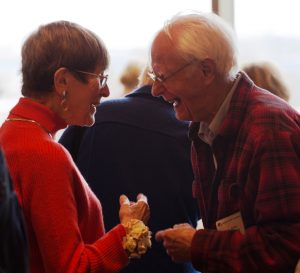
59 65 200 273
0 20 150 273
119 61 144 95
243 61 290 101
0 148 28 273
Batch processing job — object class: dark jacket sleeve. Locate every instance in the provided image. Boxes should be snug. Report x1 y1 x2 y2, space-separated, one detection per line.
59 126 87 162
0 149 28 273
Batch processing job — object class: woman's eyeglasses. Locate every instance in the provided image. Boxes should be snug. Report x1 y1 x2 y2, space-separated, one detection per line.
73 69 108 88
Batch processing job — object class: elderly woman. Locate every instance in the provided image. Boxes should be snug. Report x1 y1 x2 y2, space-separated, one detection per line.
0 21 150 273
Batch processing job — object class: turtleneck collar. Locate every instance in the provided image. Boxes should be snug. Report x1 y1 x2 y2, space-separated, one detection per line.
8 97 67 136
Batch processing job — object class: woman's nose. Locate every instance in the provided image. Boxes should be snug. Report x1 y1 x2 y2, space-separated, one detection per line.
100 85 110 97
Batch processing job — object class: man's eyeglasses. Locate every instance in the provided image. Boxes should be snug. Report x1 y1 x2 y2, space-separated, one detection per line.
73 69 108 88
148 60 196 83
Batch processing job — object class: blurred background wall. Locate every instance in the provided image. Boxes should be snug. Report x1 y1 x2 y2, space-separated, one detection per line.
1 0 299 125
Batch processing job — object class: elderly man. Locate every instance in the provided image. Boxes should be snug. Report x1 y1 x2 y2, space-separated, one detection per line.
150 11 300 273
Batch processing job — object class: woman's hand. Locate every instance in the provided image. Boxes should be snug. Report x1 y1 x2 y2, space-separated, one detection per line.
119 193 150 225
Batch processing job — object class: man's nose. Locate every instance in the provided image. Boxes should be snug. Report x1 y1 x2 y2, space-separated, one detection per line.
151 81 163 97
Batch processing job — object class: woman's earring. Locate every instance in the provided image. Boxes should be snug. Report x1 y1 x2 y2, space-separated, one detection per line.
61 90 69 112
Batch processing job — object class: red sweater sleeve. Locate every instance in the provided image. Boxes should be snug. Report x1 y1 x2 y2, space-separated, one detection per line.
71 225 129 273
7 136 129 273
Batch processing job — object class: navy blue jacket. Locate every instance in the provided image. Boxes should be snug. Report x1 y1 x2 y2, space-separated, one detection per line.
0 149 28 273
59 85 200 273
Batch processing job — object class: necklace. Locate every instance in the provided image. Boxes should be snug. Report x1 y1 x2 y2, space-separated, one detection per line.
5 118 52 138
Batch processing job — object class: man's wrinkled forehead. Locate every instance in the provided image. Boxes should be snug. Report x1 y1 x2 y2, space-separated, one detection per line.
151 32 177 66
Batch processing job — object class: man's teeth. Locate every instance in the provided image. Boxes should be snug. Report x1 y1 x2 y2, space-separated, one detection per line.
169 99 179 107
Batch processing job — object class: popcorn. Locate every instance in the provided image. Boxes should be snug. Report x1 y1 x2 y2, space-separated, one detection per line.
122 219 152 258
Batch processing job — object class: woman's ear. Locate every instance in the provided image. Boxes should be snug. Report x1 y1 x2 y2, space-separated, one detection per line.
200 58 216 84
53 67 68 96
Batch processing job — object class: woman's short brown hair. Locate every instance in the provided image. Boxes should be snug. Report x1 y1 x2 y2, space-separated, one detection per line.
21 20 109 97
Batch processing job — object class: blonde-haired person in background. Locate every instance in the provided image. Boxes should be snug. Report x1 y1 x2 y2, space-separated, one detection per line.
119 61 144 95
243 61 290 102
137 65 153 87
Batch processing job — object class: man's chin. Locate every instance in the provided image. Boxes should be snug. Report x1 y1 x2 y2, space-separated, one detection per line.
175 111 191 121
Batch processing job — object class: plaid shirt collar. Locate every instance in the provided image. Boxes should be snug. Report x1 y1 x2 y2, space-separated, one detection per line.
189 71 254 141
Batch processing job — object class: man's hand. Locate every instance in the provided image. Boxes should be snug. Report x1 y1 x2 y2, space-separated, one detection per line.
156 223 196 263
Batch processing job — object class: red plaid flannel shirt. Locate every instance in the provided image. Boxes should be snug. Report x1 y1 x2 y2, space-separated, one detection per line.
190 72 300 273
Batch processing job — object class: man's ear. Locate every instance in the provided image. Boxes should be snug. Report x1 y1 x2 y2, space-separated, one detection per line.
200 58 216 84
53 67 68 96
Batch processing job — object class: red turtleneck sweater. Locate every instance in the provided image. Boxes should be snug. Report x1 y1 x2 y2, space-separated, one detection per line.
0 97 128 273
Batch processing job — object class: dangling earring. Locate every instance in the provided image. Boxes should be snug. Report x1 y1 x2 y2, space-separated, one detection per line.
61 90 69 112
